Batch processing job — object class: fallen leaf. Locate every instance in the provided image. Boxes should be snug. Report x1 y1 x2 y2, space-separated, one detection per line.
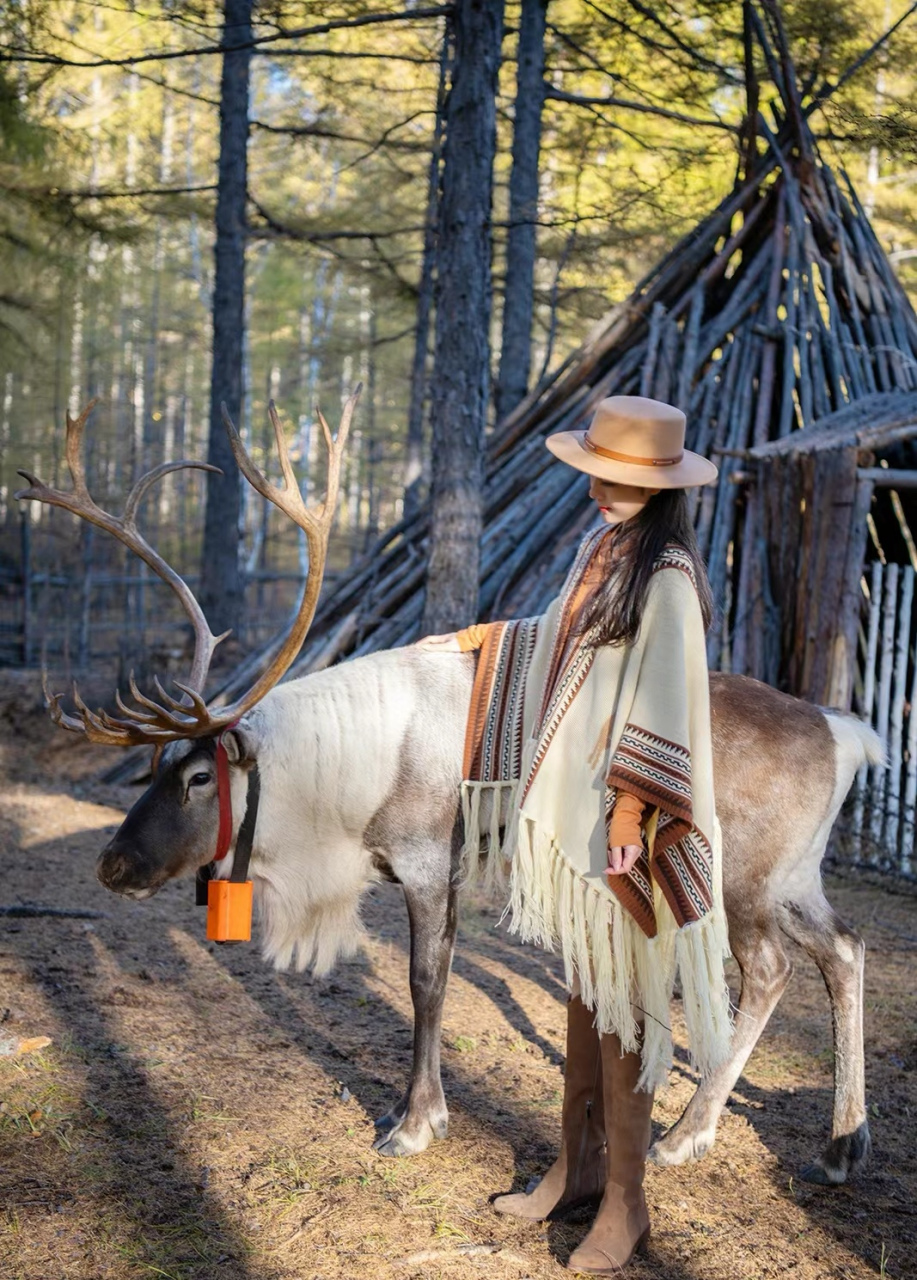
17 1037 52 1056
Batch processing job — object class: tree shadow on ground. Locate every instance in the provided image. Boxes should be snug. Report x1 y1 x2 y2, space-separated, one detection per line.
1 882 259 1277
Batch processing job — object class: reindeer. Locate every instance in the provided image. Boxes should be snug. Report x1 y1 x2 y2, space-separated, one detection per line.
16 399 881 1186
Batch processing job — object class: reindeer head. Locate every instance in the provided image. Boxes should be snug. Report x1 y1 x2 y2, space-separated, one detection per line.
98 733 248 898
16 392 358 897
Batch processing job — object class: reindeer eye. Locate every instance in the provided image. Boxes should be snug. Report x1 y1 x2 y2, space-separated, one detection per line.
188 772 212 787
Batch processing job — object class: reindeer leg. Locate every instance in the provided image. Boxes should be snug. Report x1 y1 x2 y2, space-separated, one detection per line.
650 924 792 1167
373 849 457 1158
777 898 871 1184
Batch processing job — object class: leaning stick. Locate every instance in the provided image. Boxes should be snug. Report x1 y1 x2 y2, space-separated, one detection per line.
639 302 666 398
676 284 705 412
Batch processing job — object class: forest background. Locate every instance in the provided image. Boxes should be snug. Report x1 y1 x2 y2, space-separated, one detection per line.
1 0 916 679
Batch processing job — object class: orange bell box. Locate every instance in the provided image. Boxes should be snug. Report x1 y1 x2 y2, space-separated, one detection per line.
206 879 253 943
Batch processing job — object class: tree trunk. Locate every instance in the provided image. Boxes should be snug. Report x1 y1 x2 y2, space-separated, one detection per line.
199 0 252 642
403 23 451 520
494 0 548 424
422 0 505 636
363 286 380 549
141 89 174 530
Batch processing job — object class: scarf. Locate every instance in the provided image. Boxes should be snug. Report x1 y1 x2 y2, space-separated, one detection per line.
461 527 733 1090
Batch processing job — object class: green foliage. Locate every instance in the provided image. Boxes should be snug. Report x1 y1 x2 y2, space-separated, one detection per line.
0 69 45 162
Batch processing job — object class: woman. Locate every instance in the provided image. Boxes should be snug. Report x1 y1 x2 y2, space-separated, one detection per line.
422 395 732 1275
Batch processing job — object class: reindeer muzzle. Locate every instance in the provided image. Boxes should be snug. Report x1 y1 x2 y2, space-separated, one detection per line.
97 842 160 897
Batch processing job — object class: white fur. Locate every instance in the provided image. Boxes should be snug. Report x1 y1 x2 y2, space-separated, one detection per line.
775 711 884 903
823 711 885 772
224 650 424 976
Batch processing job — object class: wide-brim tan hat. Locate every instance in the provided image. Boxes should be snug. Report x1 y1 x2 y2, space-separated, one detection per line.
546 395 718 489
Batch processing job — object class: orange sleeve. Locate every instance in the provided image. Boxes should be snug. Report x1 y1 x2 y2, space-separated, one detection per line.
456 623 492 653
608 789 647 849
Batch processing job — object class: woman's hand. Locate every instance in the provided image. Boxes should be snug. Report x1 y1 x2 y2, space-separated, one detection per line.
418 632 462 653
605 844 643 876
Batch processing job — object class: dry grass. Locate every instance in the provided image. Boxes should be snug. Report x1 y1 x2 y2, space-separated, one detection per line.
0 670 915 1279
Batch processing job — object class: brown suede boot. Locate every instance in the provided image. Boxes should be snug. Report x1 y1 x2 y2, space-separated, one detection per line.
567 1032 653 1274
493 996 606 1220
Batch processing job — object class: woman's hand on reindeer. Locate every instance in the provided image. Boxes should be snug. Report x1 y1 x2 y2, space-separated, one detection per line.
606 844 643 876
418 633 462 653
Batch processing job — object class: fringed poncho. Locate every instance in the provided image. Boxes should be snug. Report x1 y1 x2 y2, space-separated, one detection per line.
461 527 733 1090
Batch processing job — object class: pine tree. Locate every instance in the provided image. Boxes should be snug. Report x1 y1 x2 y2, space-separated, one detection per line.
199 0 252 643
423 0 506 635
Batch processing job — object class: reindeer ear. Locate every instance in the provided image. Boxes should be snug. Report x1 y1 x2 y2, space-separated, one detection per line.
221 727 252 766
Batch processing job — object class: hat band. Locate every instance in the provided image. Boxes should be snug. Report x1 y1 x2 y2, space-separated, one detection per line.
583 434 684 467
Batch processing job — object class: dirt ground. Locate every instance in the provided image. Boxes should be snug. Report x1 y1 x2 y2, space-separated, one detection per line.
0 671 915 1280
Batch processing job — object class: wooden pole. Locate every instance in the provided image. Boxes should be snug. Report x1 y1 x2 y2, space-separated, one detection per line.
20 508 32 667
901 589 917 876
828 472 874 708
885 565 913 859
851 560 882 845
869 562 898 858
858 468 917 488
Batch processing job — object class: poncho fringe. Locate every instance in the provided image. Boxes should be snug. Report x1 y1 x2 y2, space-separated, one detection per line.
460 781 732 1092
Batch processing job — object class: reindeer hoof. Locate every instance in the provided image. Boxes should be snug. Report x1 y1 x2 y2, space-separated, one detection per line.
649 1125 716 1167
373 1122 434 1158
800 1122 872 1185
372 1107 448 1157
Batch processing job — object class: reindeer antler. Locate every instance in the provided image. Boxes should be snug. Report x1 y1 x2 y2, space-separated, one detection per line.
207 392 358 730
16 390 359 746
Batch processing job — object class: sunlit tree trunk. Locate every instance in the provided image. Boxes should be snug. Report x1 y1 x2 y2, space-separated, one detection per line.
495 0 548 423
1 371 13 528
361 281 380 549
422 0 505 635
199 0 253 641
139 85 174 640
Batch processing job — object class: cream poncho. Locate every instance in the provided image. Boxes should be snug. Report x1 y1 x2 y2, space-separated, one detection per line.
461 528 733 1090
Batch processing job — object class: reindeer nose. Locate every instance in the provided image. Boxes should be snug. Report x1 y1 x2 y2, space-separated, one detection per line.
97 844 133 891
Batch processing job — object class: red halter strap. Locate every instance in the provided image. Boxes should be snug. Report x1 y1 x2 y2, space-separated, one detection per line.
213 725 238 862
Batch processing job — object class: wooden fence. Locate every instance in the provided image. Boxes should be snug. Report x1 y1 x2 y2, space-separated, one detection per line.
0 563 311 675
847 559 917 879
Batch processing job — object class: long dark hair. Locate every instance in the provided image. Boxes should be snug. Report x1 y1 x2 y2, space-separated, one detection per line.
578 489 714 648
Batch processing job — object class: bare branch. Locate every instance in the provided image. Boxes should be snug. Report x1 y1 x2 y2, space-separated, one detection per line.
809 1 917 107
0 7 450 70
544 85 741 133
251 117 427 153
247 196 424 243
0 180 217 201
255 47 438 64
617 0 741 83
